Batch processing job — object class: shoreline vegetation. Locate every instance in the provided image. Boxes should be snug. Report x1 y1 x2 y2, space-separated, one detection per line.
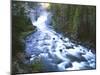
12 1 96 74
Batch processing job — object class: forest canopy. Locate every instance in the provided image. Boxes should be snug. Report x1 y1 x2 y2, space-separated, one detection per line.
12 1 96 74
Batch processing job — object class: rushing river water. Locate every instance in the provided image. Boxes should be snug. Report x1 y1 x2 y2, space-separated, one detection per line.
25 3 96 72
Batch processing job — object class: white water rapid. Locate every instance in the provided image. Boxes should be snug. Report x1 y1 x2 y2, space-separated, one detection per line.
25 3 96 72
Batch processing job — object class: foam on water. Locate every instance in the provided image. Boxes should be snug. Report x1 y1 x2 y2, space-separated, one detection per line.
25 3 96 72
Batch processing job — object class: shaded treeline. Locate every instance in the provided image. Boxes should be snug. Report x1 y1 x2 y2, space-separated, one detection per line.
50 4 96 49
12 1 37 74
12 1 47 74
12 1 38 57
12 1 96 74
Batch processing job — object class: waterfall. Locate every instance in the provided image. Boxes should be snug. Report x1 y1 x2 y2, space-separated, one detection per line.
25 3 96 72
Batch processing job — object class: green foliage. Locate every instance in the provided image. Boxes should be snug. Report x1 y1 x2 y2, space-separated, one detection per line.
12 1 96 74
12 1 37 57
31 57 44 72
12 1 43 74
50 4 96 48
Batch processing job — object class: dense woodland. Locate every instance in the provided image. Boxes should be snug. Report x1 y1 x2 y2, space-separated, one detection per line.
12 1 96 74
50 4 96 49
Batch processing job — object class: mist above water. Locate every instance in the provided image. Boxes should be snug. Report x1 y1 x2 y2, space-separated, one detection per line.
25 3 96 72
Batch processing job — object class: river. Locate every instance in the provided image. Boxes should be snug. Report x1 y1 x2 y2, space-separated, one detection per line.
24 3 96 72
